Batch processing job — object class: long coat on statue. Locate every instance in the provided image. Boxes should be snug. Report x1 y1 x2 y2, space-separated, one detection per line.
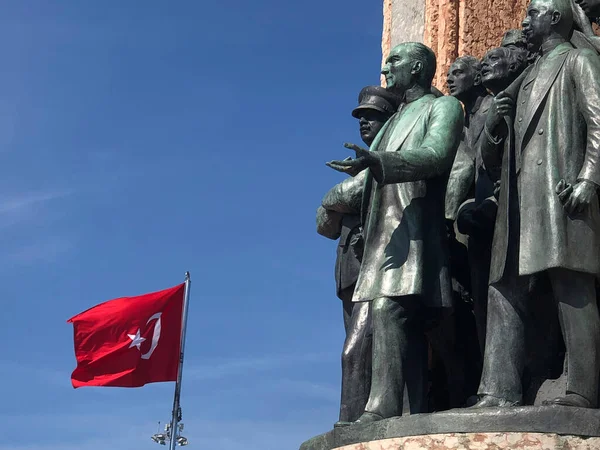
483 42 600 284
445 94 494 221
352 93 464 307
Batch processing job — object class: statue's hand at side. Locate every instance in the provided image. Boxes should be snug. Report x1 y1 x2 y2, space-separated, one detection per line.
326 143 374 177
556 179 598 216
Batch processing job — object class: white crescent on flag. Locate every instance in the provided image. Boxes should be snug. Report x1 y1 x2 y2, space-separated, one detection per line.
141 312 162 360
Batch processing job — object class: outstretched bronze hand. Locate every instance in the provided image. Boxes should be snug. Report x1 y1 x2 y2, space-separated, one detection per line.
326 143 374 177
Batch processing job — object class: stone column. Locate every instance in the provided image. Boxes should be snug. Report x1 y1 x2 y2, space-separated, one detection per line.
382 0 529 90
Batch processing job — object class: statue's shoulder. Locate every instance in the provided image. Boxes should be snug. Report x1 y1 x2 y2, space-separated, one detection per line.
432 94 461 107
565 46 600 72
432 94 464 115
481 94 494 108
575 46 600 61
559 43 598 62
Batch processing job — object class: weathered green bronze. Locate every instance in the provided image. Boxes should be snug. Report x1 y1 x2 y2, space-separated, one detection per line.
475 0 600 409
316 85 399 426
327 42 464 424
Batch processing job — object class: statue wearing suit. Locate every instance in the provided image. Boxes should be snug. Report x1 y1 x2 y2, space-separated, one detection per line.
475 0 600 409
445 56 495 356
446 48 529 354
316 86 398 424
328 42 464 423
445 55 491 227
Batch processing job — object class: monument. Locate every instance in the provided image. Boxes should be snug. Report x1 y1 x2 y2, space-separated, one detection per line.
301 0 600 447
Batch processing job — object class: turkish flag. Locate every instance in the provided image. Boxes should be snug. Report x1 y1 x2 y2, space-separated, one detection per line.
67 283 185 388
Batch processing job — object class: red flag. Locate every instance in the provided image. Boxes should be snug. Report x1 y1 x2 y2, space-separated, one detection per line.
67 283 185 388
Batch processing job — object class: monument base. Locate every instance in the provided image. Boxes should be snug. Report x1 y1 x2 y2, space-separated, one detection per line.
333 432 599 449
299 406 600 450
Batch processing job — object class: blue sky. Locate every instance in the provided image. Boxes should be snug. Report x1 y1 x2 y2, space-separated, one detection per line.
0 1 385 449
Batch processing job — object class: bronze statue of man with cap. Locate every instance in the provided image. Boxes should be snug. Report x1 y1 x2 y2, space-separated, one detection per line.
316 85 398 425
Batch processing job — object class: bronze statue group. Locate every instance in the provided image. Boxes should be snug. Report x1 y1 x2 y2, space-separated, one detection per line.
316 0 600 428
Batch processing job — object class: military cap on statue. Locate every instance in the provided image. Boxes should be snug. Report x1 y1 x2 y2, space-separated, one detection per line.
352 85 399 118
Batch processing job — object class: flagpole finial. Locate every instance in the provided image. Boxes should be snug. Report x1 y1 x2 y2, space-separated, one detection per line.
184 271 190 281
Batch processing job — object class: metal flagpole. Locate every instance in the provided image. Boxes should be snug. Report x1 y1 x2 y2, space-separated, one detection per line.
169 271 191 449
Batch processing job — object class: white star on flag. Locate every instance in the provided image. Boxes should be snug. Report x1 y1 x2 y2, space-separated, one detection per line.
128 329 146 350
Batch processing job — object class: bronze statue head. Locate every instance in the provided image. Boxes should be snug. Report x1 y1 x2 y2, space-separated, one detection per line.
480 47 529 94
381 42 437 97
501 29 527 49
352 86 398 146
522 0 574 52
446 56 483 102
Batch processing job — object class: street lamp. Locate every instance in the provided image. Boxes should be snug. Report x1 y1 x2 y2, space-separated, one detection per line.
151 422 188 447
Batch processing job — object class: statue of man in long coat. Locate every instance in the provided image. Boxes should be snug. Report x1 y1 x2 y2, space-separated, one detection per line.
327 42 464 423
446 48 529 354
475 0 600 409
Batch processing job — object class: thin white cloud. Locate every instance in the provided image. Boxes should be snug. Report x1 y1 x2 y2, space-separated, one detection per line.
0 190 71 216
0 414 331 450
5 235 74 265
0 190 75 266
0 189 72 233
0 420 151 450
185 352 335 381
0 360 70 389
183 418 332 450
0 357 337 450
269 379 339 402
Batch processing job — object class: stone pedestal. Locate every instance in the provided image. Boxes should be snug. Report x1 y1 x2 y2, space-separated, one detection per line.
299 406 600 450
333 433 600 449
